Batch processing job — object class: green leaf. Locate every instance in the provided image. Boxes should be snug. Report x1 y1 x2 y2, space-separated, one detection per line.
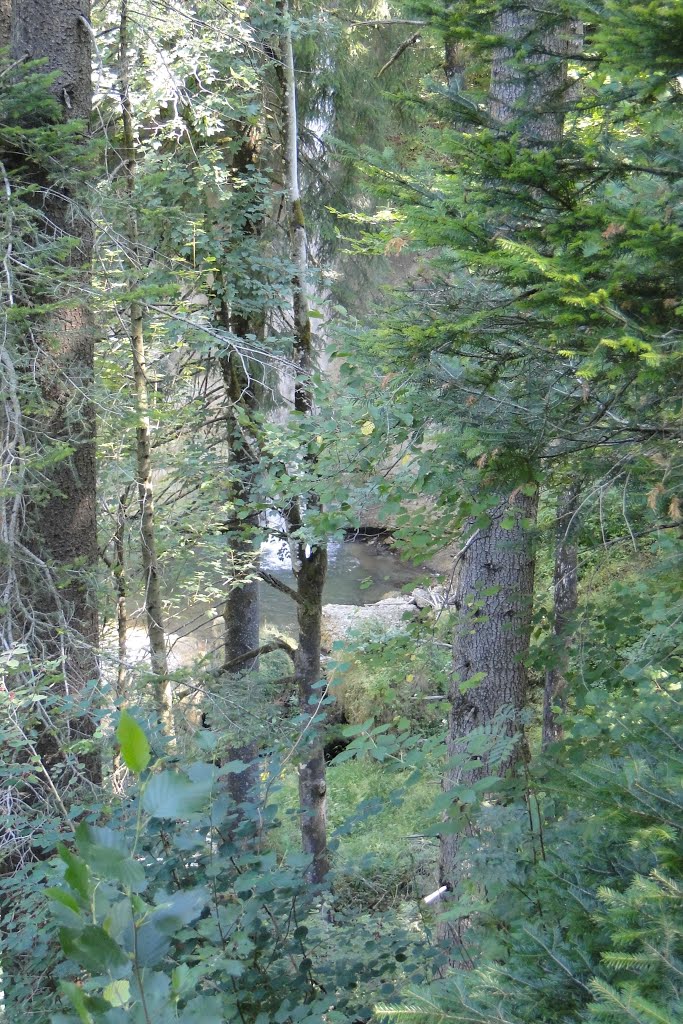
135 889 208 967
45 887 82 915
459 671 486 694
74 824 146 891
103 979 130 1008
142 770 212 819
220 959 245 977
57 844 90 901
59 925 129 972
116 711 151 774
59 981 94 1024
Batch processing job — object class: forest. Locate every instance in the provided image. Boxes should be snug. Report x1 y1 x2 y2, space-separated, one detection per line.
0 0 681 1021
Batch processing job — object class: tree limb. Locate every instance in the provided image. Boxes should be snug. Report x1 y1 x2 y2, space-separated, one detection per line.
377 32 421 77
346 18 426 28
223 639 297 673
258 569 303 604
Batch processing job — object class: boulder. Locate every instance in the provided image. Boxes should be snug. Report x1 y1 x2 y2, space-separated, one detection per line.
322 596 416 650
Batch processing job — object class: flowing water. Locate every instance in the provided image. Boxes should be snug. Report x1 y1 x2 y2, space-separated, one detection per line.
258 535 420 631
160 533 420 667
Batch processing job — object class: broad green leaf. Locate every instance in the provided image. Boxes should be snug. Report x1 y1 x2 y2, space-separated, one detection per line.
142 770 212 819
116 711 151 773
74 823 145 891
57 844 90 901
59 981 94 1024
135 889 208 967
103 979 130 1008
45 887 82 914
59 925 128 972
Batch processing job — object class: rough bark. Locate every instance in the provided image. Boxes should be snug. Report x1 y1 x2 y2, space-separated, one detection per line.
489 6 581 145
220 331 262 809
0 1 9 47
118 0 173 736
440 492 538 887
278 1 329 883
294 545 330 882
112 490 129 697
543 482 580 746
6 0 99 758
217 120 267 811
439 1 581 943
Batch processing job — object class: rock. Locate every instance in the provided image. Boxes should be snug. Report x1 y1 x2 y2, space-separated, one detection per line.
409 584 455 610
410 586 435 610
322 596 416 650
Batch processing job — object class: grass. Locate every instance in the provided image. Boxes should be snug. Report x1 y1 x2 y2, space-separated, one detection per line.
269 757 440 908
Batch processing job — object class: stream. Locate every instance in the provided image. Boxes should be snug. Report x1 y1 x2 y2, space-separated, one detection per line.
151 535 421 671
258 535 420 631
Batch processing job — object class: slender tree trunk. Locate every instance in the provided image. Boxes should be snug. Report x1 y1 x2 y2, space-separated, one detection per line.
220 293 263 807
113 490 129 697
5 0 99 766
444 36 465 92
439 3 581 940
543 482 580 746
117 0 173 736
293 545 329 879
279 1 329 883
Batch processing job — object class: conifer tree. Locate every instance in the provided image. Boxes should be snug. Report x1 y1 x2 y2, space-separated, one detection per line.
1 0 99 771
278 0 330 882
438 2 579 921
117 0 173 736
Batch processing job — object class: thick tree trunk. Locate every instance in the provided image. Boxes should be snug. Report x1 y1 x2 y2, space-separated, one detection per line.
118 0 173 736
489 7 580 145
543 482 580 746
4 0 99 762
221 324 262 809
439 2 580 943
216 117 267 810
279 3 329 883
440 491 538 889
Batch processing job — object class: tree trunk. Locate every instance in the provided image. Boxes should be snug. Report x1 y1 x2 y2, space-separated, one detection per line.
214 116 267 811
113 490 129 698
439 1 580 940
220 314 263 809
489 8 581 145
543 482 580 746
118 0 173 736
4 0 99 766
279 1 329 883
0 1 9 47
440 491 538 896
294 546 329 882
